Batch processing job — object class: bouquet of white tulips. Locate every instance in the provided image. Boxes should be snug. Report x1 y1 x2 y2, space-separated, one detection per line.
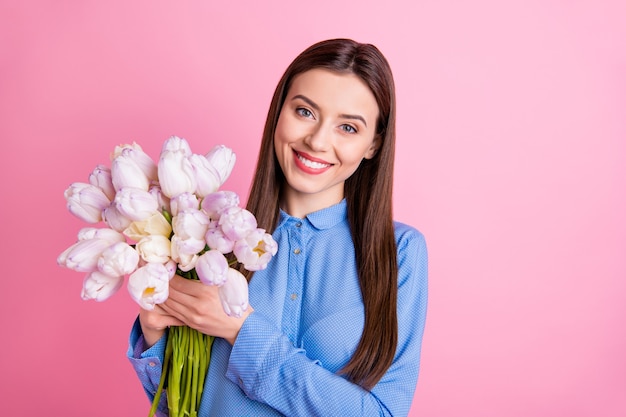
57 136 278 417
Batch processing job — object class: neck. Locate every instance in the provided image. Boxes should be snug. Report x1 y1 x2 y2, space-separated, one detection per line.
280 188 344 218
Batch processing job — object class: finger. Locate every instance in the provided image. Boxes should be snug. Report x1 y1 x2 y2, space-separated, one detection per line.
160 295 190 320
169 274 204 294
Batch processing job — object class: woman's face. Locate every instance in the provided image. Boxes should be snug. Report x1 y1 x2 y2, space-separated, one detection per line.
274 68 380 215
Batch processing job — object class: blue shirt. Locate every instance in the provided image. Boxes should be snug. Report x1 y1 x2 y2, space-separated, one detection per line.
128 199 428 416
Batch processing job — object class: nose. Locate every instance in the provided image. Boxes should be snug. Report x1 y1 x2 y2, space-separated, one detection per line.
303 123 332 152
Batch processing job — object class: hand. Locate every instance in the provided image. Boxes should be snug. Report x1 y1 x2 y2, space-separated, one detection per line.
139 303 184 348
159 274 253 345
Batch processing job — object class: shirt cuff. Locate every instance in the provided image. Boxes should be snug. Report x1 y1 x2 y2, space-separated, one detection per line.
225 312 285 400
126 317 168 398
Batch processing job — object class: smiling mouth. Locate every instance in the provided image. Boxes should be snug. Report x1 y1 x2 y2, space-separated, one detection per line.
295 151 332 169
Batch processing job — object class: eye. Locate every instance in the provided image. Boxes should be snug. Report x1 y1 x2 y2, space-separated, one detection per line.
340 124 357 134
296 107 314 119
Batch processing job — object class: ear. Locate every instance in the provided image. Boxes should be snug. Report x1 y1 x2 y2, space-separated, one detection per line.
363 135 382 160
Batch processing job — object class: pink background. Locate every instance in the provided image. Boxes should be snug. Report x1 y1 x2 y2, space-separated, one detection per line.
1 1 624 416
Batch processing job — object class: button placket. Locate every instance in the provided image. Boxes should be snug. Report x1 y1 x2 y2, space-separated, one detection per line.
282 219 305 342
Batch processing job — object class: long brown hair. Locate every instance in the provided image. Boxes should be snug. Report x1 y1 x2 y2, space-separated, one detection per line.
245 38 398 391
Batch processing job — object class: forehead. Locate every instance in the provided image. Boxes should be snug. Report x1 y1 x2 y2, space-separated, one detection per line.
287 68 379 122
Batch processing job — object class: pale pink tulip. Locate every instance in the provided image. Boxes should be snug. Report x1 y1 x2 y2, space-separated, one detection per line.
76 227 125 243
58 237 118 272
205 225 235 254
102 203 133 232
158 149 197 198
97 241 139 277
205 145 236 186
173 209 210 241
114 187 158 221
196 250 229 286
218 268 249 318
200 191 240 221
149 184 171 215
64 182 110 223
81 271 124 301
170 236 201 271
219 206 257 241
170 192 200 217
161 135 192 155
89 165 115 200
233 228 278 271
189 154 221 198
127 263 170 310
110 143 157 190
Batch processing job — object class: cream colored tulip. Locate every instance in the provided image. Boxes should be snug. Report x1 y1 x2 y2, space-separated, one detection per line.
136 235 171 263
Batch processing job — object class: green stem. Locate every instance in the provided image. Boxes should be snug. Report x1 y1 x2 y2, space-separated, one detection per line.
190 330 200 414
148 328 172 417
149 268 216 416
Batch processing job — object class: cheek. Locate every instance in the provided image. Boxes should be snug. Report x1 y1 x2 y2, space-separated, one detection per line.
273 120 290 173
339 143 372 166
274 113 291 147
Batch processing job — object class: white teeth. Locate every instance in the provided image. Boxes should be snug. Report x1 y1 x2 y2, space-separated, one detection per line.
298 154 330 169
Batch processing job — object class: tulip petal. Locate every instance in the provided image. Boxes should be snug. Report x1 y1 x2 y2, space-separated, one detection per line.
81 271 124 302
196 250 229 286
127 263 170 310
218 268 249 317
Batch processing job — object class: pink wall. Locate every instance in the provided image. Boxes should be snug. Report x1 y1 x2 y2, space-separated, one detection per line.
1 1 624 416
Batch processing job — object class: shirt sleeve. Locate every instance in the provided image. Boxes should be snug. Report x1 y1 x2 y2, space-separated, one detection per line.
225 227 428 417
126 317 169 416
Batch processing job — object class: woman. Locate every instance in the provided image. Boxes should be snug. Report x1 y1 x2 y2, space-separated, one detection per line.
129 38 428 416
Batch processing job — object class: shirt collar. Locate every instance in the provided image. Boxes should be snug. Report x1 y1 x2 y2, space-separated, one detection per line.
277 199 348 230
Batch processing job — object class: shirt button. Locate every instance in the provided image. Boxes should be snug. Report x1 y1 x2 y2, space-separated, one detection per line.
148 362 156 367
295 222 302 228
293 248 301 254
290 293 298 300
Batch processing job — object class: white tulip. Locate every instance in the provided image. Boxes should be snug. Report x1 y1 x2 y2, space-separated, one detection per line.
170 234 205 257
76 227 125 243
110 143 157 191
81 271 124 302
102 203 133 232
218 268 249 318
173 209 210 241
170 237 200 272
161 136 192 155
189 154 221 197
127 263 170 310
158 149 197 198
64 182 110 223
59 227 125 272
114 187 159 221
205 145 236 186
58 237 115 272
97 241 139 277
89 165 115 200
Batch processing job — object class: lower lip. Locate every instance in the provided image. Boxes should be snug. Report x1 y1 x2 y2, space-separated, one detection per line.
293 151 332 175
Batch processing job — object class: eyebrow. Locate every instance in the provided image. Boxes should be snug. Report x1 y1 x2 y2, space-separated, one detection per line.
291 94 368 127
